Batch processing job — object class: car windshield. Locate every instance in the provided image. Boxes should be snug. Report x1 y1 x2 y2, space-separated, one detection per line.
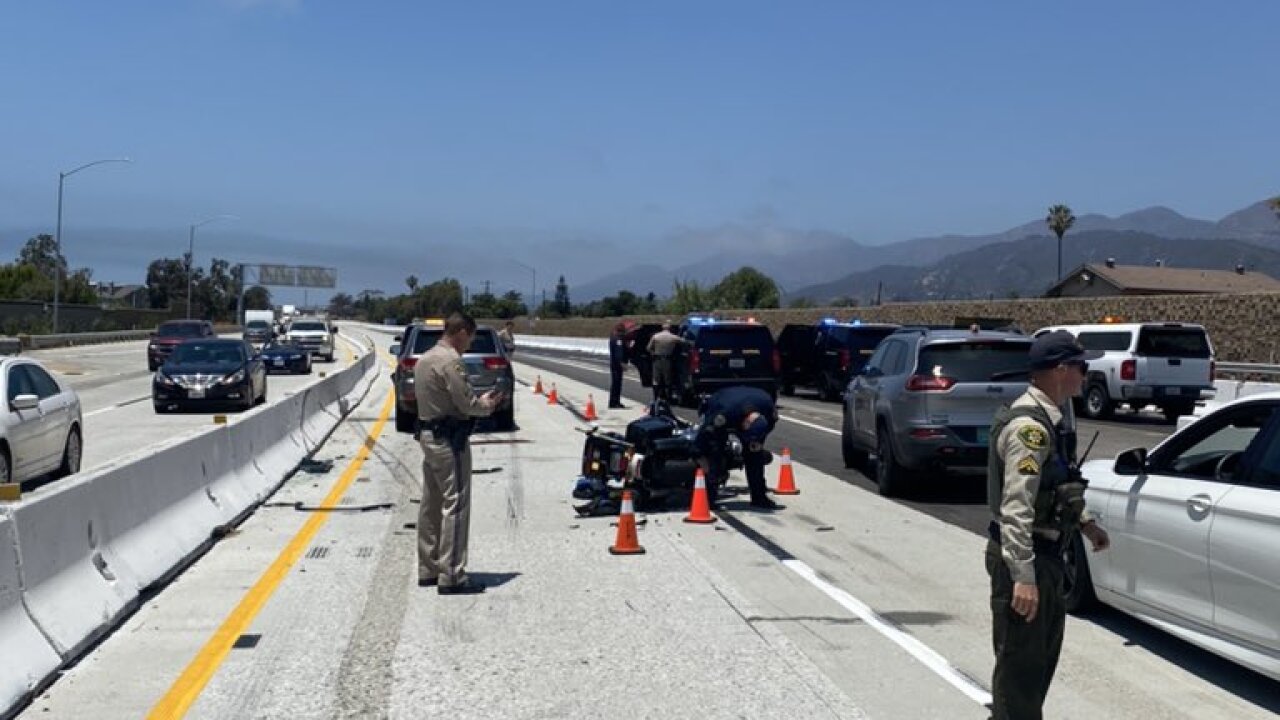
917 341 1032 382
157 323 204 338
1137 327 1211 359
171 343 244 365
412 329 442 354
837 327 899 351
466 330 498 355
697 326 773 351
290 322 326 332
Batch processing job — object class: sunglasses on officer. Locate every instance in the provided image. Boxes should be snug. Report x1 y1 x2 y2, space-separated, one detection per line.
1062 360 1088 373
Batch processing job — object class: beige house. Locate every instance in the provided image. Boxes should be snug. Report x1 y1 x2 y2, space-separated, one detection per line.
1044 259 1280 298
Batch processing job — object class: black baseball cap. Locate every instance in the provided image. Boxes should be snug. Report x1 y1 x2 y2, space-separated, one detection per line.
1029 330 1103 370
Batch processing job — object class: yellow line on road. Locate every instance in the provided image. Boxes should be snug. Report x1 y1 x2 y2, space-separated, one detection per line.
146 388 394 719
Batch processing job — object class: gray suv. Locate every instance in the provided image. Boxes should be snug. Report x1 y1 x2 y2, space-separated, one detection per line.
841 328 1033 496
391 323 515 433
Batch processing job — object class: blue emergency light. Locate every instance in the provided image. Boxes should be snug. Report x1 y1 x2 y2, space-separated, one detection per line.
820 317 837 325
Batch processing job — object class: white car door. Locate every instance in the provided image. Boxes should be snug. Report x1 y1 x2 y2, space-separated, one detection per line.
25 363 75 475
1105 401 1272 626
1208 403 1280 660
4 365 47 481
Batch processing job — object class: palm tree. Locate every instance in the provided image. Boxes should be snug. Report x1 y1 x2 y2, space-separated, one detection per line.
1046 204 1076 282
406 274 419 292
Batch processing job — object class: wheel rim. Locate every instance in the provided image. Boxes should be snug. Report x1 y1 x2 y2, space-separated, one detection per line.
67 431 81 474
1087 388 1104 415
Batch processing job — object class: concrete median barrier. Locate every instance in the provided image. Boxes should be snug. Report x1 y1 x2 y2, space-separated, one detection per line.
0 338 380 719
0 511 62 718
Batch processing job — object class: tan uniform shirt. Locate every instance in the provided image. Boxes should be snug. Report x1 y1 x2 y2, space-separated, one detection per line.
498 328 515 353
990 385 1062 585
413 343 493 421
647 329 684 357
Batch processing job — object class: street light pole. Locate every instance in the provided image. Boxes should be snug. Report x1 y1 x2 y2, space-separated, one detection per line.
52 157 131 333
511 260 536 332
186 214 238 318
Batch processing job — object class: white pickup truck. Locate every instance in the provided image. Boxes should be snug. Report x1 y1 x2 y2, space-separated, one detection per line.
1035 322 1215 422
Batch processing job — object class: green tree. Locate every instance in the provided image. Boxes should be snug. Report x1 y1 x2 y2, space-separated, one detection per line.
710 266 780 309
145 257 191 310
1046 204 1076 283
242 285 272 311
406 274 419 292
17 234 65 277
830 296 859 308
328 292 356 318
553 275 571 317
666 279 711 315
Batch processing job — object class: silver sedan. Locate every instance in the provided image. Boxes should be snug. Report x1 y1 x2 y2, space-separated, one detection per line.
0 358 84 485
1071 391 1280 682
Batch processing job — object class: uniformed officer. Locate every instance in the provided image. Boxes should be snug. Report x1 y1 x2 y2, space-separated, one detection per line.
498 320 516 355
414 312 505 595
693 385 781 511
607 322 627 409
986 330 1110 719
645 321 687 402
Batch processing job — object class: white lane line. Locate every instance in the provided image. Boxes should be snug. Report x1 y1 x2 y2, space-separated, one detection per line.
782 559 993 708
84 395 151 418
779 414 840 436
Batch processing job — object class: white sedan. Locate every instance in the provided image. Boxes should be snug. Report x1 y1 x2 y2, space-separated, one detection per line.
0 357 83 485
1069 391 1280 682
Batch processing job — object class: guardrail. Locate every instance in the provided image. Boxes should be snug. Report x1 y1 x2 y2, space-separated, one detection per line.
4 325 243 353
1214 362 1280 378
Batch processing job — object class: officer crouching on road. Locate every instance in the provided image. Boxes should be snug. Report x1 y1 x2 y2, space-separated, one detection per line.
692 385 781 511
414 312 505 595
986 330 1110 719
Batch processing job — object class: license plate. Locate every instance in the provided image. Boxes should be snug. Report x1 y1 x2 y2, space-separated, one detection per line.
274 359 285 366
975 427 989 444
1165 388 1183 396
189 388 206 399
729 358 746 369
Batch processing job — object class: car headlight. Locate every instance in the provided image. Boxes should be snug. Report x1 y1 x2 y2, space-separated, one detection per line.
289 354 302 359
220 369 246 385
155 371 176 386
320 334 330 342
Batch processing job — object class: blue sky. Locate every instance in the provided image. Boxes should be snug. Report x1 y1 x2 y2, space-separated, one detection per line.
1 1 1277 299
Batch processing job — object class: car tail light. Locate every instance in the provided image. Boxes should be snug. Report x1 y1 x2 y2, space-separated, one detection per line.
772 349 782 374
483 357 509 370
1121 359 1136 381
838 349 851 371
689 351 701 374
905 374 956 392
909 428 947 439
1210 360 1216 382
400 356 418 370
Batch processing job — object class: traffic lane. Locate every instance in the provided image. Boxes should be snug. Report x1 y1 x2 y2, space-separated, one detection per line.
514 351 1174 537
28 340 154 396
517 353 1280 715
73 336 364 472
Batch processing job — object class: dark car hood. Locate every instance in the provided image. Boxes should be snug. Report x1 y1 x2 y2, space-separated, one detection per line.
160 362 243 376
261 347 304 358
151 336 193 346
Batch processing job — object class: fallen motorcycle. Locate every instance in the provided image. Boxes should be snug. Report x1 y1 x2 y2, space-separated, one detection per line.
572 401 744 516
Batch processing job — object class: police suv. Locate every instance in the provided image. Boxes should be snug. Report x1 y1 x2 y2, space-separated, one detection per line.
671 316 779 407
777 318 901 401
1034 321 1215 422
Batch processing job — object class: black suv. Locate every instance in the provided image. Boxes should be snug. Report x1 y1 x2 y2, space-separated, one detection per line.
670 317 779 406
777 319 900 401
391 322 515 433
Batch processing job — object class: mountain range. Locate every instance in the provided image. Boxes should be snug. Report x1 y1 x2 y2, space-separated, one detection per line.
575 200 1280 302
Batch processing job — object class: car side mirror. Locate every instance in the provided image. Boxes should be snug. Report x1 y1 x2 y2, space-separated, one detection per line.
394 334 403 343
390 344 401 356
862 366 883 378
149 331 157 337
1114 447 1148 475
11 394 39 411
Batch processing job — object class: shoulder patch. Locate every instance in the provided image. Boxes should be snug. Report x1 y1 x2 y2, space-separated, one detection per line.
1016 456 1041 476
452 360 465 375
1016 424 1048 451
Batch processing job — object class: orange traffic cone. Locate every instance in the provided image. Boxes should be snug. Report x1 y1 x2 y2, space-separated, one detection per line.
547 384 559 405
608 490 646 555
533 375 544 395
773 447 799 495
684 469 717 524
584 394 599 421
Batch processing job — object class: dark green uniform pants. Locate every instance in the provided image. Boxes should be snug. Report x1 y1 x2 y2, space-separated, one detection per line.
986 542 1066 720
